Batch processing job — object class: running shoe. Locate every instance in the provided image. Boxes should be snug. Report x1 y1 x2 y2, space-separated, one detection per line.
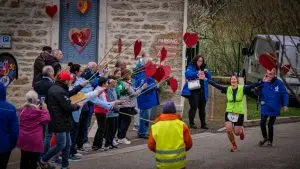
230 143 237 152
267 141 273 147
112 138 119 146
39 161 56 169
258 139 267 147
69 155 81 162
50 158 61 165
104 146 112 151
77 148 89 153
240 127 245 140
117 138 131 144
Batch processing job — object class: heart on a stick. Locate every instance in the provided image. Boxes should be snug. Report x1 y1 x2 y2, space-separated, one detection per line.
154 65 171 82
161 65 171 81
169 77 178 93
145 61 157 77
183 32 198 48
69 28 91 54
45 5 58 18
153 66 165 82
259 52 277 70
134 40 142 58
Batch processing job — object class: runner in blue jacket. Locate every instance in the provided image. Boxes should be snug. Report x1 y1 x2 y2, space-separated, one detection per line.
258 68 289 147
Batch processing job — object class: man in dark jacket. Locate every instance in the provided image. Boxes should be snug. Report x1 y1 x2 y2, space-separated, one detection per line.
0 82 19 169
40 71 83 169
33 65 55 104
45 49 63 76
32 46 52 87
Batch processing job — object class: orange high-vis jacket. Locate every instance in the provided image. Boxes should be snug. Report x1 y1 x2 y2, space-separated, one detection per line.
148 113 193 152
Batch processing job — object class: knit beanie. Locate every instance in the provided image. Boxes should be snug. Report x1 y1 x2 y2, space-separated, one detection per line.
163 101 176 113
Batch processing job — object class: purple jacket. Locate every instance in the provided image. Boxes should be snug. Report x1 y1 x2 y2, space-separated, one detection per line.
17 105 50 152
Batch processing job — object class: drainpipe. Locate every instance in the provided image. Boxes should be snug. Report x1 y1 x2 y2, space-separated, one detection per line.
180 0 188 116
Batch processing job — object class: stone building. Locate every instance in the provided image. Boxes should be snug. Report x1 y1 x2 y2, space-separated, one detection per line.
0 0 188 110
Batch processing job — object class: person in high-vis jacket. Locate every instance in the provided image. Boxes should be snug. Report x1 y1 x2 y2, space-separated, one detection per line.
202 74 261 152
148 101 192 169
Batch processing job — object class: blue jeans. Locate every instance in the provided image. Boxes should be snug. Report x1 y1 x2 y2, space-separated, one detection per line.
42 132 71 168
138 109 151 137
41 127 52 157
84 104 94 143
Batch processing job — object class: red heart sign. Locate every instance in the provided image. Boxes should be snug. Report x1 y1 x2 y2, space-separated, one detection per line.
161 65 171 81
183 32 198 48
69 28 91 54
134 40 142 58
153 66 165 82
45 5 58 18
160 47 167 63
169 77 178 93
259 53 277 70
118 38 122 55
145 61 157 77
281 64 291 75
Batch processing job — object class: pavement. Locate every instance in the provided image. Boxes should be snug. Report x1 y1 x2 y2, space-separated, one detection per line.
66 122 299 169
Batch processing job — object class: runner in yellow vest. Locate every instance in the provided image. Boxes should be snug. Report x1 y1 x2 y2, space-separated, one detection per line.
148 101 192 169
200 74 261 152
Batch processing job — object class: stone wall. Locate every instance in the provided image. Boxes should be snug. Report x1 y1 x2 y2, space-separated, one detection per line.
104 0 184 107
0 0 185 108
0 0 54 107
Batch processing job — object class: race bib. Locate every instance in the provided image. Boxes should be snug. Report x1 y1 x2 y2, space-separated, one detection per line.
227 113 239 122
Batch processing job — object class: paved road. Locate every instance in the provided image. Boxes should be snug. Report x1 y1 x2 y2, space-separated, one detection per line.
68 122 300 169
7 122 300 169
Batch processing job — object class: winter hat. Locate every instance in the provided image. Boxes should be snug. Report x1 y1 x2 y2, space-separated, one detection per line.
163 101 176 113
57 71 74 81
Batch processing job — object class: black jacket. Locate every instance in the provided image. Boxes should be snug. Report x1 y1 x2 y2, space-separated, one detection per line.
47 81 80 132
33 53 48 86
33 76 54 104
44 55 61 76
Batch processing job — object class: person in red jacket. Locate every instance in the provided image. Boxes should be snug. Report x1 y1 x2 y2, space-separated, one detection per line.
92 77 123 151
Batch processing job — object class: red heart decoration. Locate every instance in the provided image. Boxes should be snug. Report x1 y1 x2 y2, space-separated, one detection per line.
77 0 91 14
45 5 58 18
160 47 167 63
161 65 171 81
183 32 198 48
69 28 91 54
281 64 291 75
145 61 157 77
118 38 122 55
153 66 165 82
169 77 178 93
134 40 142 58
259 52 277 70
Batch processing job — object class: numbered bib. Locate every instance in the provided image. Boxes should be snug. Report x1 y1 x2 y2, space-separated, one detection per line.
227 113 239 122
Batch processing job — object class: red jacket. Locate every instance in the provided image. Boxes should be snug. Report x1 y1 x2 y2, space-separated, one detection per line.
94 91 108 114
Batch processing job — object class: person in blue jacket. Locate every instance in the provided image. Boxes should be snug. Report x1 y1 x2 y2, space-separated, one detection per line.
0 82 19 169
181 55 211 129
133 55 160 138
258 68 289 147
